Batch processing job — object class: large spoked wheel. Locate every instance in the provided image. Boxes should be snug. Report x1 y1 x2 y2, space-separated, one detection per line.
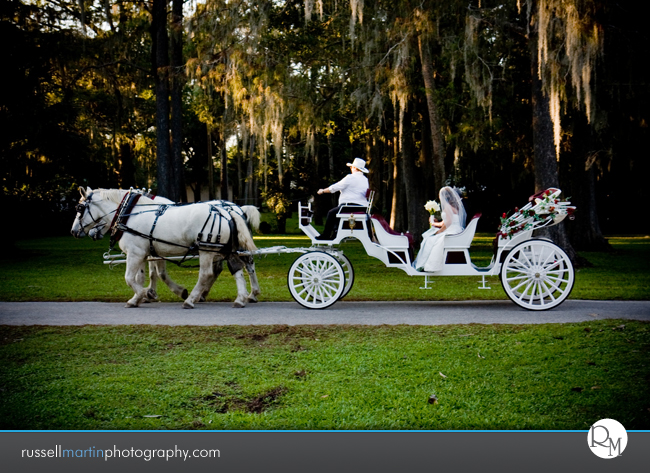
335 253 355 300
500 239 574 311
288 252 346 309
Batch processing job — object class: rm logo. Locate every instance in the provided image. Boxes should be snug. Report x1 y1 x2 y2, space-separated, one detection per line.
588 418 628 459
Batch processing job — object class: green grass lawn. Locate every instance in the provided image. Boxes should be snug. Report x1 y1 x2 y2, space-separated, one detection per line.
1 226 648 431
1 321 649 430
0 232 648 303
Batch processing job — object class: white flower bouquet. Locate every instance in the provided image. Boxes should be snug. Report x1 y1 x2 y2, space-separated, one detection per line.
424 200 441 226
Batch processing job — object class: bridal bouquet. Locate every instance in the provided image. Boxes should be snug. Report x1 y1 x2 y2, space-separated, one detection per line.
424 200 441 226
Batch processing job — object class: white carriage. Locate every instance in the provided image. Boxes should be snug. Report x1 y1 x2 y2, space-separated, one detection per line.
285 188 576 311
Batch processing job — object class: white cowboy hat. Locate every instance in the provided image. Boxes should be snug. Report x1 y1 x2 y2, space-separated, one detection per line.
346 157 369 173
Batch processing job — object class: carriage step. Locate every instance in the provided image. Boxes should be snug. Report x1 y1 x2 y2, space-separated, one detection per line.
478 275 491 290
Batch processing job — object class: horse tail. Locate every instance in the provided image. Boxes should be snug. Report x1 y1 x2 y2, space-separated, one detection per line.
231 212 257 252
240 205 261 232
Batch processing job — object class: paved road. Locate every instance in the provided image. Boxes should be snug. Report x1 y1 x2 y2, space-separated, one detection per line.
0 300 648 326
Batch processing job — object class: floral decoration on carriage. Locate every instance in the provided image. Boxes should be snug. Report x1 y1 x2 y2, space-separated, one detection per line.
498 188 576 239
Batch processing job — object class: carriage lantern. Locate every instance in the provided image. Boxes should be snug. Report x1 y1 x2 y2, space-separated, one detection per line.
348 214 356 234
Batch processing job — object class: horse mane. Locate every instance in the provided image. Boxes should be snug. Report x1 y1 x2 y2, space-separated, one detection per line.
98 188 156 205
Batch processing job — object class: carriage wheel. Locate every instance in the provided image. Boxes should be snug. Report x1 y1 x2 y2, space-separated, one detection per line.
335 253 355 300
288 252 346 309
500 239 574 311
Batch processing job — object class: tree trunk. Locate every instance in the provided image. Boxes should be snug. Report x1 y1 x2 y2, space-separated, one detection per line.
565 115 612 251
170 0 186 202
418 105 436 201
327 133 334 183
220 131 229 200
311 150 323 225
152 0 172 199
276 216 287 234
390 124 405 231
418 34 446 193
236 139 242 201
245 134 256 204
569 162 610 251
276 135 284 186
326 132 336 210
220 101 229 200
530 34 579 263
531 78 558 191
207 124 215 200
366 133 380 211
399 108 427 245
119 142 136 188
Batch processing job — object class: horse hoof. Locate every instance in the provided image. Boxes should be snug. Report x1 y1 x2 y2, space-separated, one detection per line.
124 303 138 308
247 297 258 303
181 289 189 299
232 302 245 309
146 289 159 301
182 302 194 309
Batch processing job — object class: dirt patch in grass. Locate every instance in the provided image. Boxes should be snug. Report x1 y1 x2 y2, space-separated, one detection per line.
236 333 269 342
234 325 324 346
245 387 287 413
200 386 288 414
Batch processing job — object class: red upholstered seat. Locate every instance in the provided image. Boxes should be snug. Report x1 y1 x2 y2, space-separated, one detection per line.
528 188 559 202
371 214 414 247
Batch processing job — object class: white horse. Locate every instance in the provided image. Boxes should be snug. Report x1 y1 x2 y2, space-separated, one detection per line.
82 191 189 303
71 187 260 308
72 188 261 304
71 189 187 302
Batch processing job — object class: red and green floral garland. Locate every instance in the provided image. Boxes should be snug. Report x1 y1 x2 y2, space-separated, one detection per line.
498 189 575 239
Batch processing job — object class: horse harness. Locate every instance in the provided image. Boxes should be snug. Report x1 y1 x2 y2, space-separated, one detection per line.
107 192 242 264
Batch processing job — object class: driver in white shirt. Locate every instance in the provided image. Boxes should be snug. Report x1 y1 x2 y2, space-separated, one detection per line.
316 157 369 240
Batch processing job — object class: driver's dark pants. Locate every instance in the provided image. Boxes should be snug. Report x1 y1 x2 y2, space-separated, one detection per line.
317 205 342 240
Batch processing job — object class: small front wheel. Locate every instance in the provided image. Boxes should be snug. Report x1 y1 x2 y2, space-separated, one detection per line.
500 239 574 310
288 252 346 309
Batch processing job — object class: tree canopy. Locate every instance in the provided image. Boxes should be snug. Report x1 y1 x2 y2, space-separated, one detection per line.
2 0 648 245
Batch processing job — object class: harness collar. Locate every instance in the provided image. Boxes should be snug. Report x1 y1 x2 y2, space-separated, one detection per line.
109 191 143 245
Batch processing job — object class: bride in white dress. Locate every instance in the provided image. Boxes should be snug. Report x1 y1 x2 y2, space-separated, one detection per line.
414 186 467 272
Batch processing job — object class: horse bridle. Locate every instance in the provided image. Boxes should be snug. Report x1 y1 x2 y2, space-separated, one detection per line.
75 193 115 237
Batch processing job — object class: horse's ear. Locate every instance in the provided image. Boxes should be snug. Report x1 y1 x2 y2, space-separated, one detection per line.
79 186 87 198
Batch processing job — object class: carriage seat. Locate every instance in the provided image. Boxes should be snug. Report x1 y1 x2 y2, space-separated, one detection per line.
335 188 375 218
528 187 560 202
370 214 414 248
444 213 481 249
336 204 370 217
